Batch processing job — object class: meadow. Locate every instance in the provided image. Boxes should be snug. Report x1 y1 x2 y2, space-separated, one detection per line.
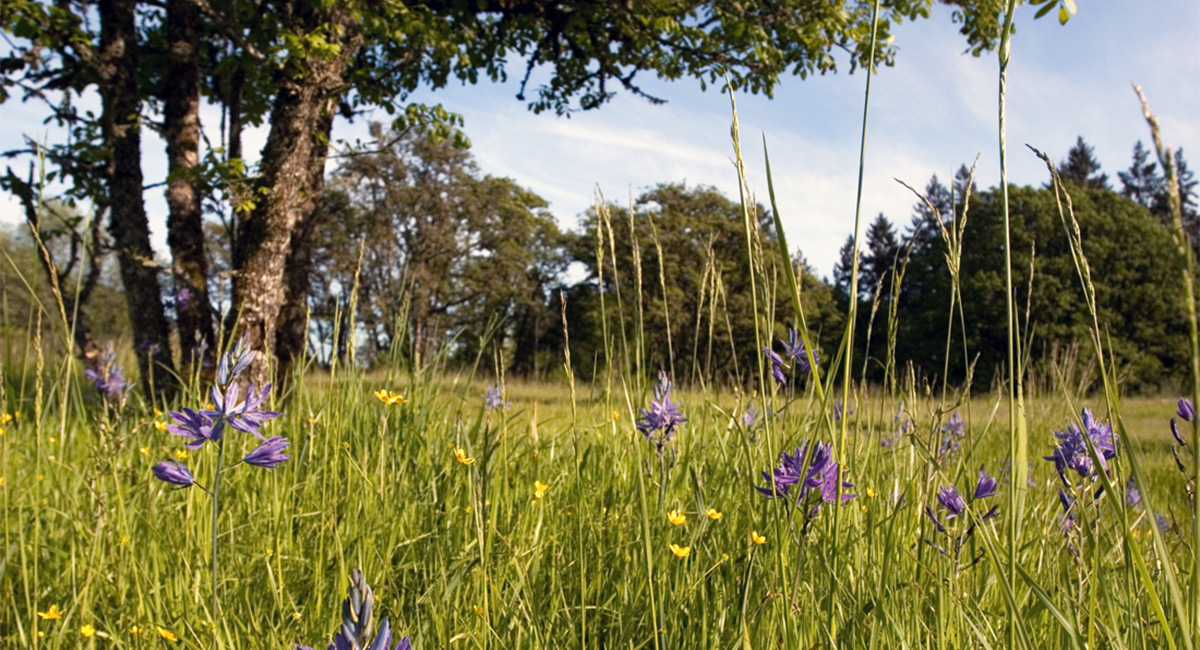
1 3 1198 649
0 352 1194 649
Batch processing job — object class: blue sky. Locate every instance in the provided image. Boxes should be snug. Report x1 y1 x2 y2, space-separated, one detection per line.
2 1 1197 279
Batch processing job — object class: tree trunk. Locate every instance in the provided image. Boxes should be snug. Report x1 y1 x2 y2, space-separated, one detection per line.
98 0 176 398
164 0 215 375
275 101 336 388
232 11 360 384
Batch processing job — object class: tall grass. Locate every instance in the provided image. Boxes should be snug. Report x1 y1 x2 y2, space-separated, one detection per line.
1 11 1197 650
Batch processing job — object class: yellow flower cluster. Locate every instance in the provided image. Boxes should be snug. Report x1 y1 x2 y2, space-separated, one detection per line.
533 480 549 501
668 510 687 526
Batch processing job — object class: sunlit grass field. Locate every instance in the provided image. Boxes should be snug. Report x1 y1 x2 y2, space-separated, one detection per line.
0 361 1193 649
1 6 1196 647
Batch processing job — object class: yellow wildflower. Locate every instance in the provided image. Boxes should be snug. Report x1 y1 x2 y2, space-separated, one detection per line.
0 412 12 426
373 389 407 406
173 449 188 461
156 626 178 642
0 477 4 487
154 421 168 431
612 410 621 421
668 510 686 526
473 605 485 617
865 487 876 498
154 409 163 417
139 447 150 455
130 625 141 637
453 446 474 465
38 605 62 620
36 474 44 481
533 480 549 501
751 531 767 545
706 508 723 521
669 543 691 558
81 624 96 637
47 436 56 444
308 414 320 425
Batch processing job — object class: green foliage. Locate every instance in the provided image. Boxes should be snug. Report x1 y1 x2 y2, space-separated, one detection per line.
569 182 842 384
310 125 568 371
895 183 1189 391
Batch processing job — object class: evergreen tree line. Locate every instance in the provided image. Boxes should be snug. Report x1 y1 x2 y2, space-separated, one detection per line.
833 136 1198 391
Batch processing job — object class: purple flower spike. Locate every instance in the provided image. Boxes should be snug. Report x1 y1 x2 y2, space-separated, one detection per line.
85 349 127 401
936 486 966 518
153 460 194 487
636 371 687 454
168 407 219 449
973 467 1000 501
244 436 291 469
205 383 279 441
1044 407 1117 480
780 328 816 373
485 385 510 410
757 440 853 510
1177 398 1194 422
234 383 281 438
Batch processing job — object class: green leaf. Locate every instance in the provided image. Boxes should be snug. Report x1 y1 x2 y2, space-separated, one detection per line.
1058 6 1070 24
1035 2 1057 19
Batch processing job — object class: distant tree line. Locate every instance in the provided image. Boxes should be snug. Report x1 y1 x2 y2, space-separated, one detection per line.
833 136 1197 391
273 131 1196 392
4 120 1195 393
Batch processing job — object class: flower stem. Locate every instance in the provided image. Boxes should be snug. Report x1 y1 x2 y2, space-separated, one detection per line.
211 435 225 639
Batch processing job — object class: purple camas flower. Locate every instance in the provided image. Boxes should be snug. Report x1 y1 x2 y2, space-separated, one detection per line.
244 436 291 469
84 350 127 401
203 382 280 441
1177 398 1194 422
762 348 786 385
485 385 510 410
757 440 854 509
636 371 687 454
936 486 966 518
974 467 1000 500
167 407 219 449
153 460 194 487
1157 512 1171 532
1044 407 1117 481
939 413 965 456
928 467 1001 538
780 328 816 374
833 399 853 422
